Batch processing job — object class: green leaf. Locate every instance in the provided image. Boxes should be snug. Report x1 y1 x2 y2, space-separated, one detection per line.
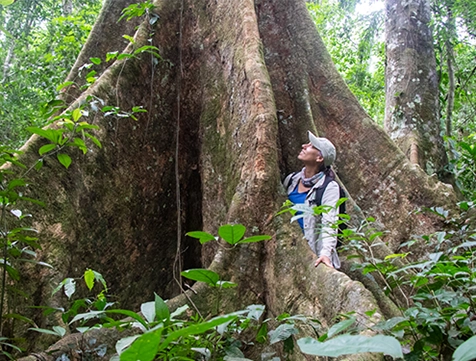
181 269 219 286
120 329 162 361
123 34 135 43
154 293 170 321
238 235 271 244
297 335 403 358
72 138 87 154
6 265 20 281
256 323 268 343
84 133 102 148
39 143 56 156
186 231 216 244
27 127 57 143
29 326 65 337
141 301 155 324
93 270 107 290
56 81 75 92
64 278 76 299
72 108 82 122
269 323 298 344
105 309 147 328
116 335 140 355
327 317 356 338
170 305 189 319
117 53 134 60
3 313 35 325
106 51 118 62
84 269 95 291
158 314 238 351
57 153 72 169
453 335 476 361
0 0 15 6
35 160 43 171
218 224 246 245
90 57 101 65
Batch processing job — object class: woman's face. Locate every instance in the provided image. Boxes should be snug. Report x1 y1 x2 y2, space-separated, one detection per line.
298 143 323 164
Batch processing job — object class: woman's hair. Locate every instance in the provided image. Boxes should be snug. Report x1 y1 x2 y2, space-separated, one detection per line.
324 165 335 179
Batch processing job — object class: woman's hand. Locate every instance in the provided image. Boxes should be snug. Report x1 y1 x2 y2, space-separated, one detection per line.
314 255 333 268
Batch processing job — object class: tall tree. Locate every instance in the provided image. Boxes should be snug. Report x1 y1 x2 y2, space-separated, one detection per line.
5 0 460 357
384 0 451 181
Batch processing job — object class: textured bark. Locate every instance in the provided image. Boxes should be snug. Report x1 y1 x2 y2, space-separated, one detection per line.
384 0 451 182
61 0 141 103
10 0 460 358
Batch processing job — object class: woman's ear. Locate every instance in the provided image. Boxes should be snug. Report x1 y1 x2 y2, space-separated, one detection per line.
315 153 324 164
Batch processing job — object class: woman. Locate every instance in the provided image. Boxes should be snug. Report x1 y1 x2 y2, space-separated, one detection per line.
283 131 341 269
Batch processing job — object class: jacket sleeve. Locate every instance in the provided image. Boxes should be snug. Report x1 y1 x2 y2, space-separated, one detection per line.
318 181 340 258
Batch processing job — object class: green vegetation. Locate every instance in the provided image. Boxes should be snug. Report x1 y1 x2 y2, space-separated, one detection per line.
0 0 102 147
0 0 475 359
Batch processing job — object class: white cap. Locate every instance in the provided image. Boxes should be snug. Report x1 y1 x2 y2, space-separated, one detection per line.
308 131 336 167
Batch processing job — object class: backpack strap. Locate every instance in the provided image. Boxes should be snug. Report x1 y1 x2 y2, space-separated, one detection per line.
310 175 335 206
283 172 298 192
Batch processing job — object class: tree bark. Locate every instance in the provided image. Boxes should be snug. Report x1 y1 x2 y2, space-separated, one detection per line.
10 0 459 357
384 0 451 182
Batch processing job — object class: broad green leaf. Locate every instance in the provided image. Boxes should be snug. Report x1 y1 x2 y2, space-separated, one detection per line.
327 317 356 338
453 335 476 361
256 323 268 343
7 178 25 190
64 278 76 299
218 224 246 245
120 329 162 361
72 108 82 122
123 34 135 43
238 235 271 244
158 314 238 351
0 0 15 6
297 335 403 358
106 309 147 328
141 301 155 324
57 153 72 169
84 133 102 148
6 265 20 281
181 269 219 286
56 81 74 92
170 304 189 319
93 270 107 290
39 144 56 156
106 51 118 61
154 293 170 321
268 323 298 344
246 304 265 321
53 326 66 337
27 127 57 143
69 310 104 324
116 335 140 355
84 269 95 290
117 53 134 60
29 326 65 337
186 231 216 244
90 57 101 65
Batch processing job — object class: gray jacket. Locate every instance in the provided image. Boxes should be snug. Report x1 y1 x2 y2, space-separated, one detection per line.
284 172 341 268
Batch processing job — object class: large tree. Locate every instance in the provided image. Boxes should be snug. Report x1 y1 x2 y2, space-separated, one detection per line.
384 0 450 181
7 0 460 358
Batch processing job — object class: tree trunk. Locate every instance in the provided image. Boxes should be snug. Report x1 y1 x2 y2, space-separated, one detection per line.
384 0 451 182
11 0 459 357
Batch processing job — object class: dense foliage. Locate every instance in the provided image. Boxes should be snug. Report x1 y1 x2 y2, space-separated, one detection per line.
0 0 101 147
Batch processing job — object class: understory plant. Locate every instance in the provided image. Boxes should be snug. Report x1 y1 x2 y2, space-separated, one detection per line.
340 201 476 361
